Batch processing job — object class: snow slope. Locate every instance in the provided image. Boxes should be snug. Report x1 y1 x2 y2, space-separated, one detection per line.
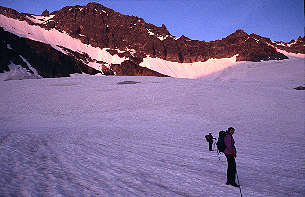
0 56 304 196
0 15 127 71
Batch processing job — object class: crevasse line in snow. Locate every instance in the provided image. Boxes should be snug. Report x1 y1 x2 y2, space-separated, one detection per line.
19 55 42 77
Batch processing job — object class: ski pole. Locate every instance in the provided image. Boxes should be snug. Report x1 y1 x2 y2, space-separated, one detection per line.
216 146 221 161
236 170 243 197
217 150 221 161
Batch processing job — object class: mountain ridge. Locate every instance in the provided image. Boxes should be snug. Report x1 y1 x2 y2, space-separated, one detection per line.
0 3 304 78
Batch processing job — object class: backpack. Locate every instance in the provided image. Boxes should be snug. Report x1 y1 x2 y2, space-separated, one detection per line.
205 135 210 142
216 130 227 152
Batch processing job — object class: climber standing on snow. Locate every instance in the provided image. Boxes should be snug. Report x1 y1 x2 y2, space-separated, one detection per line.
205 133 216 151
224 127 240 187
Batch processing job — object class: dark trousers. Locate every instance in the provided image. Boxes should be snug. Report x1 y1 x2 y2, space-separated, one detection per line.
225 154 237 184
208 141 213 151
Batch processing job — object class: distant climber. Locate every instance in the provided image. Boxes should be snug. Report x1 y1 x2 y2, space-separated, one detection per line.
205 133 216 151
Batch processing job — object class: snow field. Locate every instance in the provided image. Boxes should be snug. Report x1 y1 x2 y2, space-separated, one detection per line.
0 55 304 196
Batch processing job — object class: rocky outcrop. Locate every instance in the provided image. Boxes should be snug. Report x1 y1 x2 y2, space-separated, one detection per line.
294 86 305 90
271 36 305 54
0 6 34 25
222 30 288 62
41 9 50 17
111 60 168 76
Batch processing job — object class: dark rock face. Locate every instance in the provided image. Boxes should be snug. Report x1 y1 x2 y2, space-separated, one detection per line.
0 27 100 77
0 3 304 78
111 60 168 77
225 31 288 62
203 30 288 62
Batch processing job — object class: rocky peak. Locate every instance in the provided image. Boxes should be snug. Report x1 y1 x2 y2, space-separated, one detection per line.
179 35 191 40
233 29 248 37
44 3 174 53
86 2 106 8
0 6 25 20
160 24 169 34
41 9 49 16
296 36 304 43
224 29 249 43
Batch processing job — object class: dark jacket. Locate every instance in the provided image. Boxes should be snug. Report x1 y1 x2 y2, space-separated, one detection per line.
223 132 236 156
206 134 216 142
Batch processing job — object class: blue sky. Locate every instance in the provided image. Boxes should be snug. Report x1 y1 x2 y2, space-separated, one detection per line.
0 0 303 42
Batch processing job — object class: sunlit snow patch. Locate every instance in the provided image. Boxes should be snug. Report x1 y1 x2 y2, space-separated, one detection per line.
275 49 305 58
140 55 239 79
146 28 169 41
26 15 55 24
